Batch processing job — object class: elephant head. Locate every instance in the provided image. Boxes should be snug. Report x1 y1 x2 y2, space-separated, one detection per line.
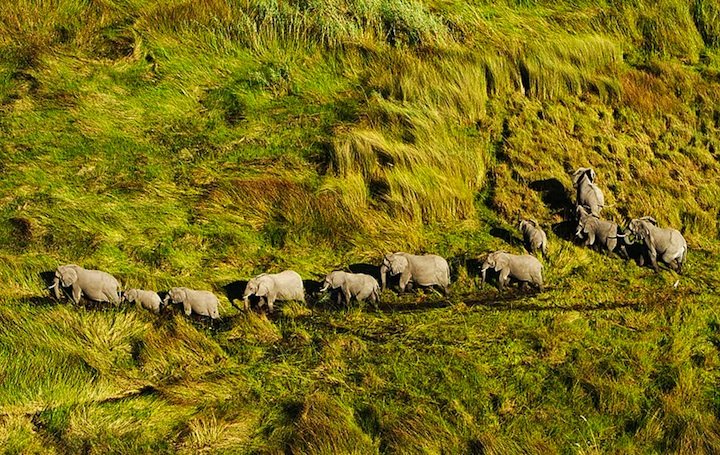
165 287 188 305
627 217 656 244
320 271 342 293
122 289 138 304
56 265 78 287
48 265 79 299
380 253 408 290
572 167 596 187
519 219 537 233
480 251 509 284
242 275 270 310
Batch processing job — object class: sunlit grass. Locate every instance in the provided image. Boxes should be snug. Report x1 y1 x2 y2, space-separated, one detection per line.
1 0 719 453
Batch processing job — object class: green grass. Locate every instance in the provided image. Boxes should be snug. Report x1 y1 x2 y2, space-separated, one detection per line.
1 0 720 453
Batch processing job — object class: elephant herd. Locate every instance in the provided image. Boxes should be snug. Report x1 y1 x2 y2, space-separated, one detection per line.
46 252 452 319
46 167 688 318
571 167 687 273
483 167 689 292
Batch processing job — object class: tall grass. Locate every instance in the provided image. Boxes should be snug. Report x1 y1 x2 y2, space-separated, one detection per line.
1 0 720 453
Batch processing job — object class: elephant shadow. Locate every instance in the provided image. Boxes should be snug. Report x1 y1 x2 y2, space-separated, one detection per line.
463 257 484 279
552 220 577 242
303 279 324 305
489 227 523 248
529 178 574 214
221 280 261 310
38 271 62 303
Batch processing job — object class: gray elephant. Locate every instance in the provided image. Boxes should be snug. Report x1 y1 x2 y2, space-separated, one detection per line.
480 251 543 291
164 287 220 319
626 216 687 273
243 270 304 313
380 252 450 294
320 271 380 305
122 289 162 314
575 206 628 258
572 167 605 217
49 264 121 304
519 219 548 257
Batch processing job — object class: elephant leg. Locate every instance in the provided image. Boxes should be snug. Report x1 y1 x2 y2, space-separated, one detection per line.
71 284 82 304
183 302 192 316
343 289 352 306
243 299 249 311
498 270 510 291
267 297 275 313
648 248 659 272
399 273 411 292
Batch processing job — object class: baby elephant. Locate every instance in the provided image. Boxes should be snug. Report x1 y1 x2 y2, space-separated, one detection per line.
122 289 163 314
164 287 220 319
519 219 548 257
243 270 304 313
480 251 543 291
320 271 380 306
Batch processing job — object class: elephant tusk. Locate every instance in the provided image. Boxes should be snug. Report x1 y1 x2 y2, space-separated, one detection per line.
48 282 57 289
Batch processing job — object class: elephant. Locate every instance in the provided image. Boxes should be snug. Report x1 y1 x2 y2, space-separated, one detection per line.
380 252 450 294
320 271 380 305
242 270 304 313
48 264 121 304
164 287 220 319
122 289 163 314
519 219 548 257
480 251 543 291
572 167 605 217
625 216 687 273
575 206 628 258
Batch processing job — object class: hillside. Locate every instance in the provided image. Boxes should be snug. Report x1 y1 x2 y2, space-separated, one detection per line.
1 0 720 453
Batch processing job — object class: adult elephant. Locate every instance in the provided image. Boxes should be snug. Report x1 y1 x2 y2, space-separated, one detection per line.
49 264 121 304
242 270 305 313
480 251 543 292
380 252 450 294
572 167 605 217
626 217 687 273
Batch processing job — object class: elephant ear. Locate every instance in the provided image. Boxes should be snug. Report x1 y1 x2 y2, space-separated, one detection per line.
393 255 409 273
493 253 509 272
588 168 596 182
257 281 270 296
61 267 78 285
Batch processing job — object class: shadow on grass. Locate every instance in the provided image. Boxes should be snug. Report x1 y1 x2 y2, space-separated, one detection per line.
370 291 643 314
529 178 573 214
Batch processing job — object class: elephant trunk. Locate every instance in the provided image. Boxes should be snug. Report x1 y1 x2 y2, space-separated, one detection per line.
319 282 329 293
480 267 488 286
50 277 61 300
380 264 388 290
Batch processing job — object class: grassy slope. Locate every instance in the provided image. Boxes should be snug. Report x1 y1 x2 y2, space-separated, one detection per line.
1 0 720 453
